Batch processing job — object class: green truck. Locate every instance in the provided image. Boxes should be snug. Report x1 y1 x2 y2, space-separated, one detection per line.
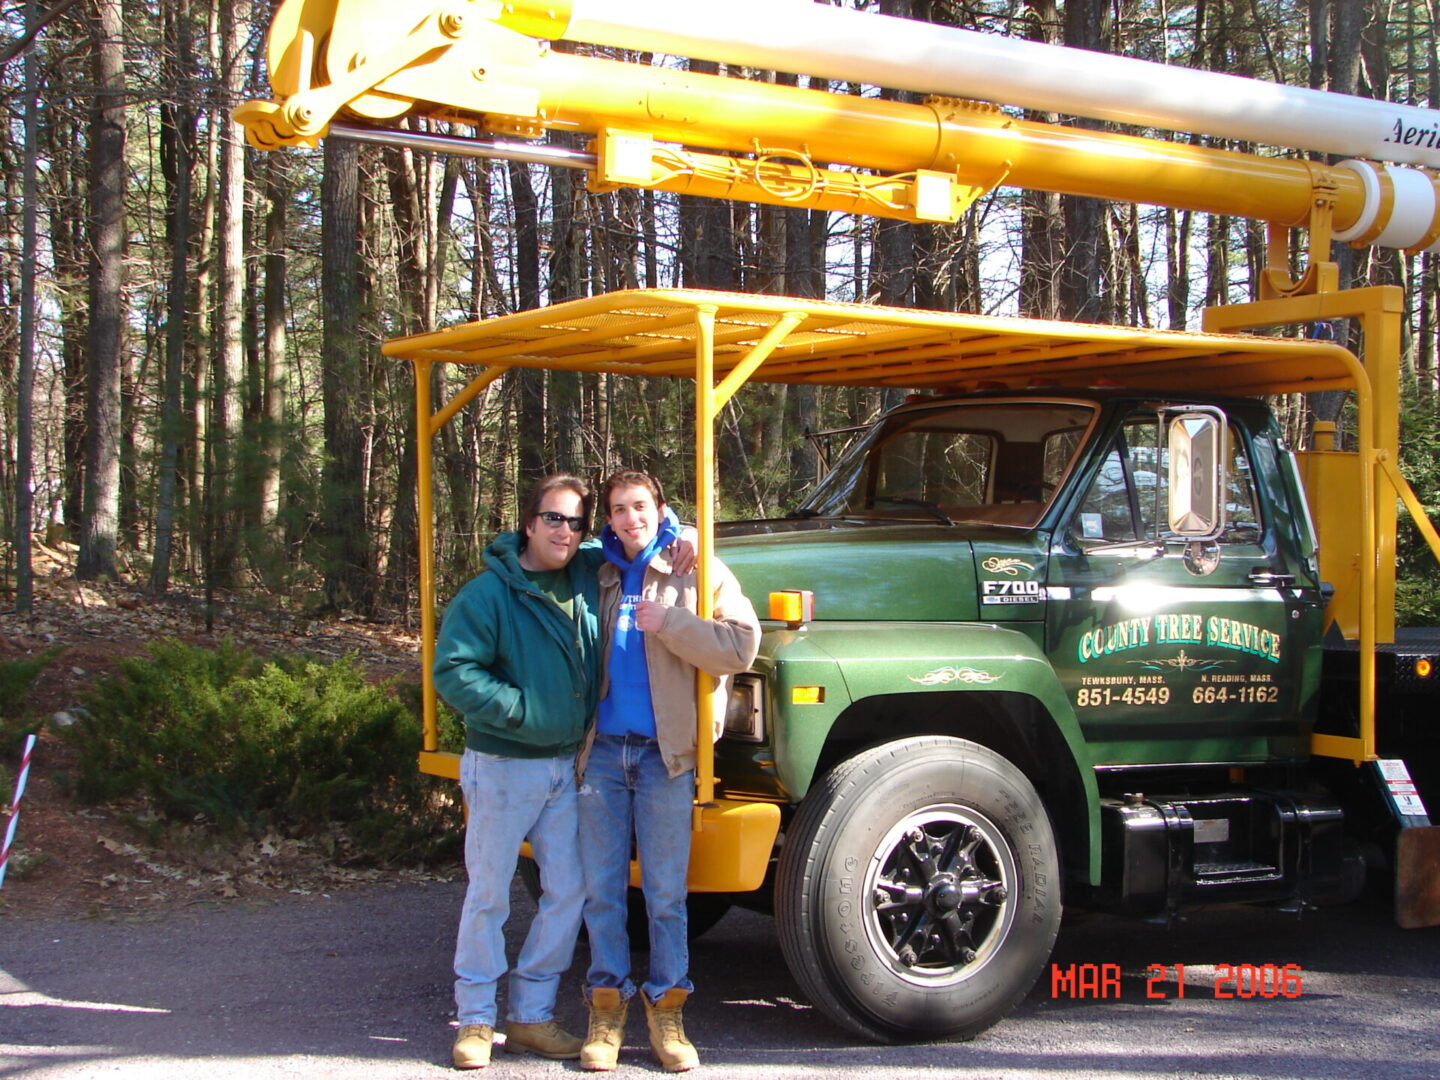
239 0 1440 1049
390 287 1440 1046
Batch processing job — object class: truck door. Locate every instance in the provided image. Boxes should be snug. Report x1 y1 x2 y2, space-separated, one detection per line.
1046 407 1311 765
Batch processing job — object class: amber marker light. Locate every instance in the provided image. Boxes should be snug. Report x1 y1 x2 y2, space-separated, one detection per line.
792 686 825 705
1417 658 1433 678
769 589 815 629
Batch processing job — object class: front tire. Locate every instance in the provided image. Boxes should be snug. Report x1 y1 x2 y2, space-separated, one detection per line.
776 736 1061 1042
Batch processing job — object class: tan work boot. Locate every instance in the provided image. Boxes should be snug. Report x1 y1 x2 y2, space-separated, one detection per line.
643 988 699 1072
452 1023 493 1069
503 1018 584 1059
581 987 629 1071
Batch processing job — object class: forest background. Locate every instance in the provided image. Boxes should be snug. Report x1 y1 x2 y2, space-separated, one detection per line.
4 0 1440 626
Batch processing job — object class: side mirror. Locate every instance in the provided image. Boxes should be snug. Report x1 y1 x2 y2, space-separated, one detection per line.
1166 409 1227 540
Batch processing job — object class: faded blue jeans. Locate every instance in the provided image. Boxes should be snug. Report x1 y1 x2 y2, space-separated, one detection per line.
454 748 583 1027
579 733 696 1004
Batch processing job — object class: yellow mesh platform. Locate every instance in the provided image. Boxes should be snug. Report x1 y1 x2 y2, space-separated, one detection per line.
383 288 1361 396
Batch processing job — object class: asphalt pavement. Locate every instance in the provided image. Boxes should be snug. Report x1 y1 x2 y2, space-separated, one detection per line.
2 876 1438 1079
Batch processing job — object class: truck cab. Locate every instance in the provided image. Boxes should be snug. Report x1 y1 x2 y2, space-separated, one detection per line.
706 386 1363 1035
720 389 1326 785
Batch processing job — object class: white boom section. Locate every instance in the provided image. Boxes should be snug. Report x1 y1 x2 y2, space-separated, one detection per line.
562 0 1440 170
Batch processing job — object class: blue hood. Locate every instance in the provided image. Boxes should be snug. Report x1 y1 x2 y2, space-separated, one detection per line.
601 506 682 570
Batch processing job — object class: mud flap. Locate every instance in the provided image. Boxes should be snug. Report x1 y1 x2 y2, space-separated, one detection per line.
1395 826 1440 928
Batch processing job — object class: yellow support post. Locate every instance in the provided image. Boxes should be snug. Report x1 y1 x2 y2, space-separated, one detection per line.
690 307 808 828
693 305 718 831
429 365 509 438
1204 286 1403 764
414 358 437 756
415 361 509 780
1379 456 1440 569
712 311 808 408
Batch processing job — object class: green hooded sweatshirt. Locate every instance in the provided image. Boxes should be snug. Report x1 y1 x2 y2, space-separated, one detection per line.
433 532 603 758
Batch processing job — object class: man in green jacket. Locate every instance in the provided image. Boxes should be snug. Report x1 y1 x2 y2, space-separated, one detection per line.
434 474 602 1069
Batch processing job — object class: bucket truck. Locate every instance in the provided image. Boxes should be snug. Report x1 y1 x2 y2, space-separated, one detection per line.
238 0 1440 1043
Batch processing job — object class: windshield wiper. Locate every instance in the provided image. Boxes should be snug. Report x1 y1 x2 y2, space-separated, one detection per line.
873 496 955 526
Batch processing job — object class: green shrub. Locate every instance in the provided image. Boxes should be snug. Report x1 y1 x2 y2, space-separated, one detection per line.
1397 389 1440 627
62 639 463 865
0 646 60 789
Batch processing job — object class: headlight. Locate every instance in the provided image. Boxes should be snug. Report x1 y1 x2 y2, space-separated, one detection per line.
723 673 765 742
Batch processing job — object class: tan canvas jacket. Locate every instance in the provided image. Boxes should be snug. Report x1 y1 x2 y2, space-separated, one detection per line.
580 549 761 779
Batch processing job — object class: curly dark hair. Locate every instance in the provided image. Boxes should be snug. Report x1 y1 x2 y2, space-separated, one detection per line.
599 469 667 518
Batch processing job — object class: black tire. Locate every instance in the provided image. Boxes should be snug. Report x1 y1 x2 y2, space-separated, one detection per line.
518 857 731 944
776 736 1061 1043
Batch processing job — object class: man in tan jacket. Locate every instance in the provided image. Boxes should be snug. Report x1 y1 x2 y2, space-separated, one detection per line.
577 469 760 1072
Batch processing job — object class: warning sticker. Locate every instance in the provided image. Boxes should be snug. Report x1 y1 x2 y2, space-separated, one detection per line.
1377 759 1430 818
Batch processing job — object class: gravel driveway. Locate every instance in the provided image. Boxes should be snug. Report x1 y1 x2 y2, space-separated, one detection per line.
3 876 1438 1079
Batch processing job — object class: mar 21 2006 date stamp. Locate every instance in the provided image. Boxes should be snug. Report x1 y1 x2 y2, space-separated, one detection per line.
1049 962 1305 999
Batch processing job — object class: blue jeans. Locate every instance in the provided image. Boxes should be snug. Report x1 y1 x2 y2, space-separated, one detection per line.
454 749 583 1027
579 734 696 1003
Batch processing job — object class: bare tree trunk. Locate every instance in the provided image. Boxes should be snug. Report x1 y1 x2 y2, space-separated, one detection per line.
508 159 549 483
643 190 659 289
1058 0 1108 323
14 0 40 611
150 2 198 594
1205 214 1231 308
1420 252 1437 398
207 0 250 590
548 131 588 474
1165 208 1193 330
784 205 824 489
321 136 375 613
1421 6 1440 399
257 152 287 544
678 60 742 294
188 0 221 576
46 113 87 543
1309 0 1367 440
78 0 126 581
381 138 453 612
1021 0 1062 318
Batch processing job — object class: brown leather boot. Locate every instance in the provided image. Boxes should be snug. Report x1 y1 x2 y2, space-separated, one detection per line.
643 988 699 1072
502 1019 583 1059
581 987 629 1071
451 1023 493 1069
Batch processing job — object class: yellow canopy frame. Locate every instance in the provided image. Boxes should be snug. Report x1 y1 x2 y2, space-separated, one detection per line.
384 286 1440 811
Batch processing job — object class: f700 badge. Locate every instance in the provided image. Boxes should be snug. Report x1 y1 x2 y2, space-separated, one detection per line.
982 580 1043 605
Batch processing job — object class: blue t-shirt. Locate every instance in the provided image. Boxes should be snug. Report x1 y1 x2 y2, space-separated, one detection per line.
596 509 681 738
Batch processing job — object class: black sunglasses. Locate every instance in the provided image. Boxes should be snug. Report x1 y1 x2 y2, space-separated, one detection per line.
537 510 587 531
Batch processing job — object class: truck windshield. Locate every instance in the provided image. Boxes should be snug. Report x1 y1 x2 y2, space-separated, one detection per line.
797 401 1096 527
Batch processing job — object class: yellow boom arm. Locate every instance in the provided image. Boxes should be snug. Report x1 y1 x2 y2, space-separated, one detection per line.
237 0 1440 267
